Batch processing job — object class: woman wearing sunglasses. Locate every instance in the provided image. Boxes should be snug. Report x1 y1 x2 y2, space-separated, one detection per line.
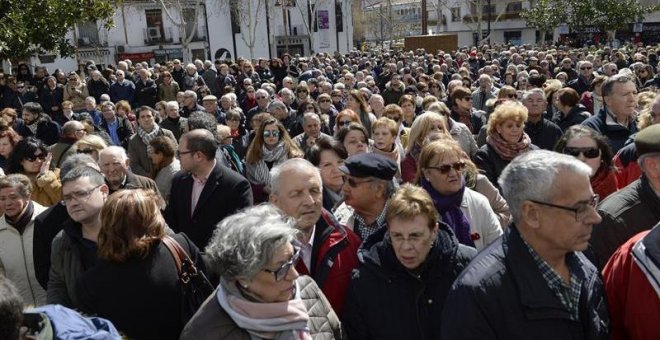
245 117 303 203
555 125 618 200
332 109 362 137
181 204 342 340
7 137 62 206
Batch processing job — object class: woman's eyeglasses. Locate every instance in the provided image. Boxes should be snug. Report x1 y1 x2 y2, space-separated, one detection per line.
77 148 96 154
263 130 280 138
26 153 47 162
337 120 353 127
426 161 466 174
263 247 301 281
564 147 600 159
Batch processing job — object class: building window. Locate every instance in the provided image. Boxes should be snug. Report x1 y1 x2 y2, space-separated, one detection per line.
145 9 164 40
78 21 99 46
471 3 496 15
506 1 523 13
451 7 461 22
504 31 522 44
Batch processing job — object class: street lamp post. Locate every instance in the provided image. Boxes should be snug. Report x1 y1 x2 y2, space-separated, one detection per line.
487 0 491 45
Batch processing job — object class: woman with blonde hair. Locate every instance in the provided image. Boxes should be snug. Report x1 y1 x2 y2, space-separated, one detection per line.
74 134 108 162
245 116 303 202
78 189 206 340
63 72 89 112
475 101 537 190
418 140 503 249
401 112 450 183
346 89 376 136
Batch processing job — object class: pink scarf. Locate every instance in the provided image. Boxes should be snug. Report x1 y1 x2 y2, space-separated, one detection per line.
486 132 531 161
217 280 312 340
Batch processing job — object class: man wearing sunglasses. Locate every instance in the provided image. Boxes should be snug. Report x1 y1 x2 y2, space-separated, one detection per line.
269 159 360 316
567 61 595 96
591 124 660 269
443 150 609 339
334 153 397 250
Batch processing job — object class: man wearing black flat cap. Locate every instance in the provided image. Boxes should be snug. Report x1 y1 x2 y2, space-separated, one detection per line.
590 124 660 269
334 153 398 249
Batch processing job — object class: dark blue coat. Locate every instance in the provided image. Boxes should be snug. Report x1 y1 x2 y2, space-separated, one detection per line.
441 225 610 340
582 108 637 153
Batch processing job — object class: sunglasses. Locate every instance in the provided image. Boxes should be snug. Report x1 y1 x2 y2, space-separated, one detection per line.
337 120 353 127
507 94 517 99
426 161 466 174
386 116 401 122
256 96 268 100
319 99 331 103
564 147 600 159
580 67 592 70
26 153 47 162
77 148 96 154
342 176 375 188
332 94 341 98
263 247 301 281
263 130 280 138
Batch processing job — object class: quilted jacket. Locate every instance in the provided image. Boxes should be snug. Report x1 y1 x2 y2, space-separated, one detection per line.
180 275 343 340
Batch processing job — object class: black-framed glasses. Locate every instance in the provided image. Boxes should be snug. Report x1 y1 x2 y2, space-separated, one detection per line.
263 247 301 281
263 130 280 138
529 194 600 222
61 184 102 206
426 161 466 174
342 176 375 188
26 153 47 162
580 66 593 70
176 149 195 158
337 120 353 127
564 147 600 159
77 148 96 154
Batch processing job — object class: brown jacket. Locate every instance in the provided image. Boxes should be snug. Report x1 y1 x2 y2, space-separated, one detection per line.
180 276 343 340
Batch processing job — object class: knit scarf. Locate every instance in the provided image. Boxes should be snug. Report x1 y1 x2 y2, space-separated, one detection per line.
6 201 34 235
216 279 312 340
137 125 161 147
591 165 618 200
486 132 531 161
456 111 474 134
420 178 475 247
247 142 287 185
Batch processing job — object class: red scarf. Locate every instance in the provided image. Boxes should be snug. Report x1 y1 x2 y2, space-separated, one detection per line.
591 166 618 200
486 132 531 161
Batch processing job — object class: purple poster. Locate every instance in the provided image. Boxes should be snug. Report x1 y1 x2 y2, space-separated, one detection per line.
318 10 329 30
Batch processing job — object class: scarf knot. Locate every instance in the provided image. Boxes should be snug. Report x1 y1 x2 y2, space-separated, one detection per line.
486 132 531 161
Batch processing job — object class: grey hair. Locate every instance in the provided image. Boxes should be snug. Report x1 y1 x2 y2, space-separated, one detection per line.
522 88 546 102
267 100 287 112
205 204 299 281
61 165 105 186
278 88 293 97
303 111 321 124
165 101 179 110
60 154 99 178
184 90 197 101
85 96 96 104
98 146 128 162
269 158 321 195
255 89 269 98
498 150 592 223
601 74 634 98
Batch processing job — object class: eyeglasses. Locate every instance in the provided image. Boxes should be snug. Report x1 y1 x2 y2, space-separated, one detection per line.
26 153 47 162
462 97 473 101
564 147 600 159
77 148 96 154
263 247 301 281
529 194 600 222
342 176 374 188
61 185 102 206
256 96 268 100
337 120 353 127
386 116 401 122
580 67 592 70
176 149 195 158
263 130 280 138
507 94 517 99
426 161 466 174
332 94 342 98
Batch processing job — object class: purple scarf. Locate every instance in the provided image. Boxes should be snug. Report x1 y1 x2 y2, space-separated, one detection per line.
421 178 475 248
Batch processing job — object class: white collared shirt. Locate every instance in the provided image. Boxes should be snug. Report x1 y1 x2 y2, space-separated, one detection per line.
300 225 316 271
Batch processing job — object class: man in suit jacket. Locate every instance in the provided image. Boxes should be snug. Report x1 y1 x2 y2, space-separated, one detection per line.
164 129 253 249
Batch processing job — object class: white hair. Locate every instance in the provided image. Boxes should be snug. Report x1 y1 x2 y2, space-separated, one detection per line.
269 158 321 195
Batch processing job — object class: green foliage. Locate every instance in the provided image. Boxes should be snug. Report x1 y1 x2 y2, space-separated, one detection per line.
522 0 658 35
0 0 118 60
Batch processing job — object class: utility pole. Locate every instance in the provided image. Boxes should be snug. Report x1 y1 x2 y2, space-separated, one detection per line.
282 0 289 54
380 4 384 49
487 0 491 45
421 0 428 35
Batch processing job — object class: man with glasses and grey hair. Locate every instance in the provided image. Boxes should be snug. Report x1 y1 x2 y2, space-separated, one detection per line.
181 90 204 118
246 89 271 127
582 74 638 153
442 150 610 339
567 60 595 96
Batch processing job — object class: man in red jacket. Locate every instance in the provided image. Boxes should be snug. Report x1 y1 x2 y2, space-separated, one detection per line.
269 158 360 315
602 223 660 340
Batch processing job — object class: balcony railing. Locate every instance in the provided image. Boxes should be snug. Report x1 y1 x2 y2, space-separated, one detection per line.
144 27 174 45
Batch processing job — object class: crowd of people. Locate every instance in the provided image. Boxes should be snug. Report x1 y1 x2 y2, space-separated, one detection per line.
0 42 659 339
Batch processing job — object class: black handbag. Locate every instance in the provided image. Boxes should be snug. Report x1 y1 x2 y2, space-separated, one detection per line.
162 236 215 323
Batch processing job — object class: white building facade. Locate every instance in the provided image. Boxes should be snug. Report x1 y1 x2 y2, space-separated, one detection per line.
6 0 353 73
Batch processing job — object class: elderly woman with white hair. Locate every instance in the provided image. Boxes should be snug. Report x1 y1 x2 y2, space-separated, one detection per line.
181 204 343 340
182 63 206 92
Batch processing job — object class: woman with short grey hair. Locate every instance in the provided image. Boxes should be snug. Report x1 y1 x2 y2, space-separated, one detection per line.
181 204 343 340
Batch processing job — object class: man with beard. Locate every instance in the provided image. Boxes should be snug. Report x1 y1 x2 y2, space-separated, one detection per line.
16 102 61 145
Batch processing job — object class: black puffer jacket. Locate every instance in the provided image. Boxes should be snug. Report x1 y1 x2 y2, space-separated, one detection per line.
342 223 476 340
441 224 610 340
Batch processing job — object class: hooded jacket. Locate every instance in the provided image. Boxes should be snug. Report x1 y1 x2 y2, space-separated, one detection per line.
342 223 476 340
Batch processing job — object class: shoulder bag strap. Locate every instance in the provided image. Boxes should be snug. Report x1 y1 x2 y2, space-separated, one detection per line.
163 235 200 283
162 235 183 275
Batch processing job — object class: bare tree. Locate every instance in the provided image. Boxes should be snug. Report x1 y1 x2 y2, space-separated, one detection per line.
219 0 270 59
154 0 205 62
291 0 333 53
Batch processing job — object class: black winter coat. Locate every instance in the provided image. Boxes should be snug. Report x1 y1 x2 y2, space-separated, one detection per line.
342 224 476 340
582 108 637 154
474 143 539 191
552 105 591 132
441 225 611 340
524 117 563 151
